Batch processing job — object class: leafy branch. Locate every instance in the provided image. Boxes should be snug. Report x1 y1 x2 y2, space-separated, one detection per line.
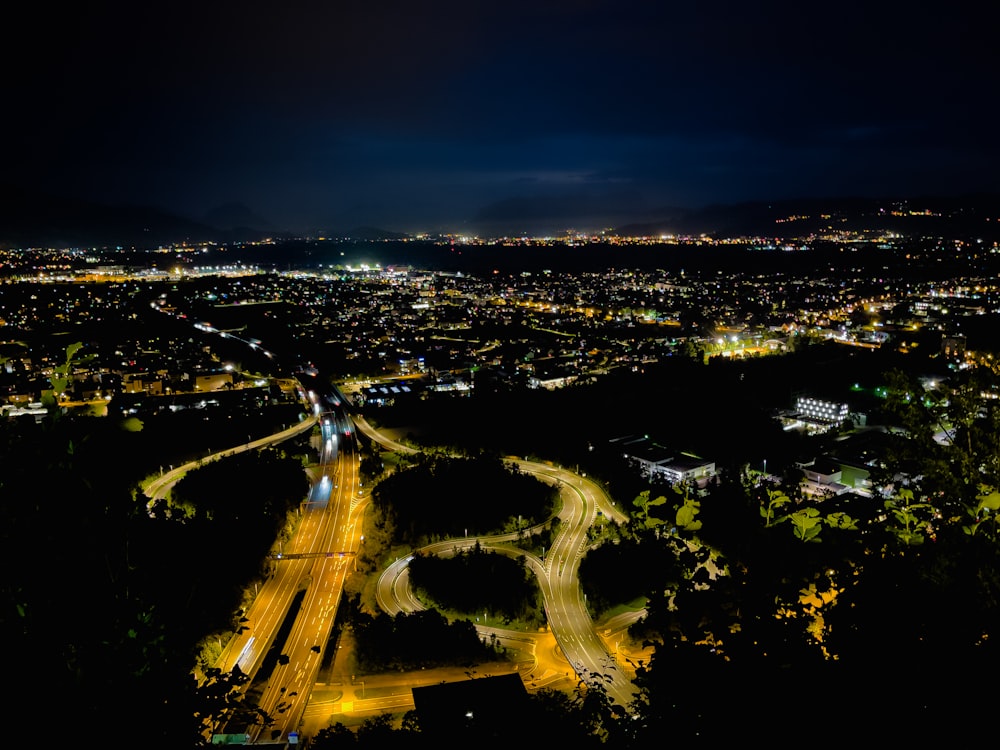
671 483 702 534
963 484 1000 538
884 488 934 547
760 488 791 527
41 341 96 410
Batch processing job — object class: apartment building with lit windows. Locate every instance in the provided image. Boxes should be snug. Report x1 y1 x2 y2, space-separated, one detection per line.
795 396 849 425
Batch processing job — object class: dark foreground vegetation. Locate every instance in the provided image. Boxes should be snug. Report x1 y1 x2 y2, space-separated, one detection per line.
407 543 542 626
1 405 313 745
348 606 504 673
368 453 558 545
350 350 1000 745
6 333 1000 746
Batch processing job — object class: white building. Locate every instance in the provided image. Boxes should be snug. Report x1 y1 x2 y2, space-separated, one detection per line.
796 396 849 425
620 438 716 487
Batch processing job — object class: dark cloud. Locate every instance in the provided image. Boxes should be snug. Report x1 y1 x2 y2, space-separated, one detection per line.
3 0 997 235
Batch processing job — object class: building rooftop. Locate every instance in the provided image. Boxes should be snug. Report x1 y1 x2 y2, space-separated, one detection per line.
411 672 529 738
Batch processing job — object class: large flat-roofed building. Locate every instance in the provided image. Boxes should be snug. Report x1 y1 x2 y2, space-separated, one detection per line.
411 672 529 739
796 396 848 425
658 452 716 485
618 437 716 488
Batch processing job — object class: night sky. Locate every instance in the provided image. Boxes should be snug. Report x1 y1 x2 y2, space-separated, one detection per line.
5 1 998 235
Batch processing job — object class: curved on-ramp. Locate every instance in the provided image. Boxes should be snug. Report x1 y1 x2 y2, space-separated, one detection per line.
357 416 639 710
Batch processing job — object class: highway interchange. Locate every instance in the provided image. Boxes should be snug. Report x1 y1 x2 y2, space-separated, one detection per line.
191 384 644 743
365 417 639 710
149 347 645 743
222 389 367 744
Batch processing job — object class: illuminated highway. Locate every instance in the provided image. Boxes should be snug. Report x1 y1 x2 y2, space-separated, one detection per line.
245 396 366 743
358 415 639 711
158 307 372 742
178 388 363 744
166 361 638 741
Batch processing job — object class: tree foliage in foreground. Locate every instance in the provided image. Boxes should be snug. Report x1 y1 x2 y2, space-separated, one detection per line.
370 453 557 544
407 543 541 624
627 367 1000 742
310 674 627 748
167 445 309 527
349 608 503 673
1 414 207 745
317 360 1000 745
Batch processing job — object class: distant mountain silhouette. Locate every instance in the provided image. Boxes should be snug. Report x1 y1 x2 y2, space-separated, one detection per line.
342 226 412 241
466 192 1000 240
201 202 272 232
3 187 998 248
0 187 274 249
612 194 1000 240
470 190 659 237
